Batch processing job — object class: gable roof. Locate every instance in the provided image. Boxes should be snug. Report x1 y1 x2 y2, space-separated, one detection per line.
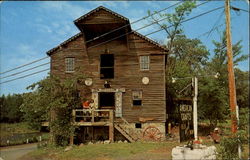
47 6 168 56
132 31 167 51
74 6 129 24
46 30 168 56
47 32 83 56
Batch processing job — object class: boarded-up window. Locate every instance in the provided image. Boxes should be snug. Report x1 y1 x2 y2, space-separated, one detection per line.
132 90 142 106
100 54 114 79
65 57 75 72
140 56 150 70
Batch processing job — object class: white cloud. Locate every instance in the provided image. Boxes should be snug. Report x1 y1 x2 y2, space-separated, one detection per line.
118 1 130 8
18 44 38 56
41 1 86 19
90 1 117 8
37 24 52 33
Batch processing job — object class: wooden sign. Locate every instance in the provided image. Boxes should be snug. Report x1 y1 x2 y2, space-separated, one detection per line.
178 99 194 142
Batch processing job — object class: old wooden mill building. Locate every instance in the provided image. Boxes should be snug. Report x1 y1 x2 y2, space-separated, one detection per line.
47 6 168 143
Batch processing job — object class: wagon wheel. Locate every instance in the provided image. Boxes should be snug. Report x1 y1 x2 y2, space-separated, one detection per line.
143 126 163 141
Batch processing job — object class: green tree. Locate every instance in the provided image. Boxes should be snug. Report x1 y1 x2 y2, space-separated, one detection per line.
148 2 208 123
166 35 209 123
235 69 249 109
198 32 248 127
148 1 196 52
21 74 84 146
0 94 23 123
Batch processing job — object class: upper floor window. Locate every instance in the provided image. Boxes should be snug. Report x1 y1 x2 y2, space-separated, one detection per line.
100 54 114 79
140 56 150 70
65 57 75 72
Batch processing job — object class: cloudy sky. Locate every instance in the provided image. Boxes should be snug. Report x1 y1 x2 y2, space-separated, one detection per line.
0 1 249 95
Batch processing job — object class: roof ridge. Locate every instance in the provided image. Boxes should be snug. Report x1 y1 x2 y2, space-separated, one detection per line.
74 6 129 24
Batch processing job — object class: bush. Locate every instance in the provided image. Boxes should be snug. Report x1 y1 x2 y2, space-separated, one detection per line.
217 130 248 160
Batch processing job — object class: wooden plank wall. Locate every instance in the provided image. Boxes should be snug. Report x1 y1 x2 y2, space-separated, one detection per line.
50 32 166 123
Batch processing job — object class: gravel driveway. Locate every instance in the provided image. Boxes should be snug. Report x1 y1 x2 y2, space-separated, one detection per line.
0 143 37 160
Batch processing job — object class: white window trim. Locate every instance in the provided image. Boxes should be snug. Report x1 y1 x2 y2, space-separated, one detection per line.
139 56 150 71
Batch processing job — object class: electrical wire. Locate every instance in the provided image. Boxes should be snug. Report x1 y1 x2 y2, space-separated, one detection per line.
206 9 225 38
0 57 49 75
145 6 224 37
84 1 184 44
88 5 223 50
1 4 220 85
0 62 50 79
0 68 50 84
0 1 183 75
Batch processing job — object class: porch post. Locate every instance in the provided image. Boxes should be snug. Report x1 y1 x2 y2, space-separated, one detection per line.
109 110 114 142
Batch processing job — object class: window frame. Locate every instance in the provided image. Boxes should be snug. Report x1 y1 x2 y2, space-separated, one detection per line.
65 57 75 73
139 55 150 71
132 90 143 107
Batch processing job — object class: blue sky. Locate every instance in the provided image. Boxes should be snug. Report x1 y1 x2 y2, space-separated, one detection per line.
0 1 249 95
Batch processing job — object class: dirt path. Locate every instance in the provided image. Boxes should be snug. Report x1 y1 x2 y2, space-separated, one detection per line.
0 143 37 160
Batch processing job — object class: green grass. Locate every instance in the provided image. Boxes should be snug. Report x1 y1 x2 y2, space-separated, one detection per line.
23 142 178 160
0 122 38 137
0 122 49 146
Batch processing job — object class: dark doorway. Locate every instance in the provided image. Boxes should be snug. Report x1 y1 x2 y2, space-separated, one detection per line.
100 54 114 79
99 92 115 109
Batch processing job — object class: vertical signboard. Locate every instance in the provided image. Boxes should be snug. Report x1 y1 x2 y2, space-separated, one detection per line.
178 99 194 142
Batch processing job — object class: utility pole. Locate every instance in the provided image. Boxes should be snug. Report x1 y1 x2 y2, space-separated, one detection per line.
225 0 237 134
193 77 198 141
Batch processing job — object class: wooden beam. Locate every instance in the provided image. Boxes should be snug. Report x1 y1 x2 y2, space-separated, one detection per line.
109 110 114 142
70 135 74 146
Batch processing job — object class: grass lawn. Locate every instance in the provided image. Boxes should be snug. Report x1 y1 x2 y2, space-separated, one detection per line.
20 141 179 160
0 122 49 146
0 122 38 137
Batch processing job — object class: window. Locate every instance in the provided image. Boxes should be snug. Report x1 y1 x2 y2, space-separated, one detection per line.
100 54 114 79
140 56 150 70
65 57 75 72
135 123 142 128
132 90 142 106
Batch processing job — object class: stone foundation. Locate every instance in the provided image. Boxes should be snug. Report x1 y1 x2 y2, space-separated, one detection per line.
119 122 166 141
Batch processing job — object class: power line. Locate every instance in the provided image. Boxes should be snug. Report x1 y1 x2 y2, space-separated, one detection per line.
0 62 50 79
84 1 184 44
0 57 49 75
206 9 225 38
197 23 224 39
88 5 223 50
0 68 50 84
145 6 224 37
196 15 237 39
1 3 217 84
0 2 183 75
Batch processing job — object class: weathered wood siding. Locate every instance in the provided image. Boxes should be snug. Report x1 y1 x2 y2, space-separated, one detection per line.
50 31 166 123
81 9 126 24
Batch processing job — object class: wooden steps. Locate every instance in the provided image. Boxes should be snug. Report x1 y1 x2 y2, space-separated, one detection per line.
114 124 136 142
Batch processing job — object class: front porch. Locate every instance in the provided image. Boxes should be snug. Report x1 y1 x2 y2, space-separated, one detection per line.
71 109 114 144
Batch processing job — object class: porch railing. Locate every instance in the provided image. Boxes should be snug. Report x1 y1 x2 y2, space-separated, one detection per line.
72 109 113 123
